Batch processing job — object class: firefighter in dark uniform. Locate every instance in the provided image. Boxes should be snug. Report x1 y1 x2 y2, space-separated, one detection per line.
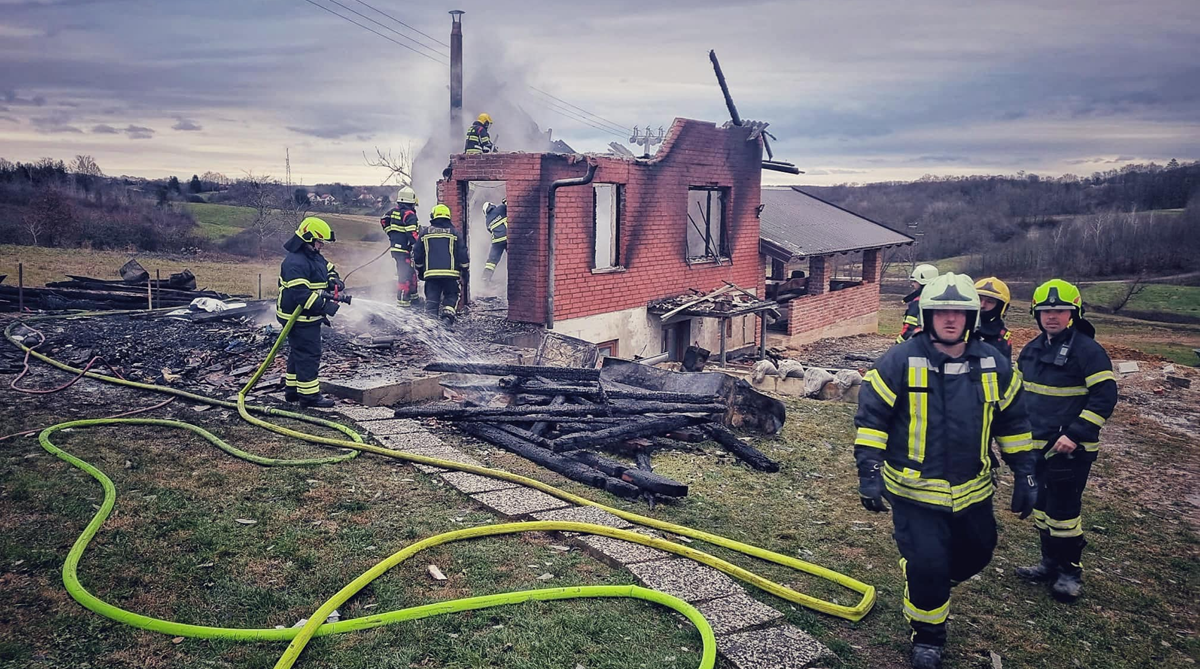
381 185 420 307
277 217 349 408
1015 279 1117 602
856 272 1036 669
464 113 494 154
897 264 939 343
482 199 507 282
974 276 1013 361
413 204 469 327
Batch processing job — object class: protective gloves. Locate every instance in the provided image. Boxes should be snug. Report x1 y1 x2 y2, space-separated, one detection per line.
858 461 888 513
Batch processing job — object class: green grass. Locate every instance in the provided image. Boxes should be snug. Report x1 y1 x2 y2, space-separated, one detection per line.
182 203 257 240
1083 283 1200 319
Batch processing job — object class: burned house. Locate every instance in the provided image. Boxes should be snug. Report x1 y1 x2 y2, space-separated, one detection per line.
758 186 913 346
437 118 767 361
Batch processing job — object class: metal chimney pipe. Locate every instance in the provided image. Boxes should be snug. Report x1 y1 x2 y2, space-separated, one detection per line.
449 10 464 150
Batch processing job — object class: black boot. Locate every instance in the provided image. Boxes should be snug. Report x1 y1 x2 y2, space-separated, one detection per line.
299 394 335 408
910 643 944 669
284 389 299 402
1016 531 1057 583
1051 537 1086 602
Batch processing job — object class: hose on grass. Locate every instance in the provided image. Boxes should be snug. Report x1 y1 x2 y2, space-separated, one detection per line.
7 306 876 669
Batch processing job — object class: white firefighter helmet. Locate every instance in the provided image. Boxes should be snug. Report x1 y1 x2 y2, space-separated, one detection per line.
396 185 418 205
918 272 981 341
909 263 939 286
483 201 495 216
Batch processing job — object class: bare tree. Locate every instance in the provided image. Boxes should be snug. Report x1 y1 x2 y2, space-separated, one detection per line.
70 155 104 177
242 172 285 257
1110 273 1148 313
201 171 230 187
365 143 415 186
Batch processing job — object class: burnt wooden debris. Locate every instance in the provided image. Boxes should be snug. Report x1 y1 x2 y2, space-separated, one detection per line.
408 360 783 505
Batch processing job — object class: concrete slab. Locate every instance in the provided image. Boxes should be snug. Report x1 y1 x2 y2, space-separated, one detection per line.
376 432 446 451
388 445 484 473
364 418 426 436
626 559 741 602
472 487 570 517
578 534 670 567
323 372 446 406
530 506 633 530
718 624 831 669
1118 361 1140 374
696 592 785 635
439 470 520 494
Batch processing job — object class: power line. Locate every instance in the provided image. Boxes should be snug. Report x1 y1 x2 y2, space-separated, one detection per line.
352 0 450 50
528 85 631 135
300 0 448 65
322 0 449 62
528 98 630 140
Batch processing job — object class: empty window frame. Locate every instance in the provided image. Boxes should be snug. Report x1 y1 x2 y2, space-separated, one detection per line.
593 183 622 270
686 187 729 262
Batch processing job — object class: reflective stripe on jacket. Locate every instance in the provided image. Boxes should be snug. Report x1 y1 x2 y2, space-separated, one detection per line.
381 206 419 254
413 221 469 279
486 203 508 243
1017 328 1117 453
976 319 1013 361
855 335 1034 513
464 121 493 154
276 234 332 325
897 294 922 343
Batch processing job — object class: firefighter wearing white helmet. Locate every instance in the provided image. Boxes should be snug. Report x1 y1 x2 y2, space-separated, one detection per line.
380 185 420 307
897 264 940 343
855 272 1034 669
482 199 508 282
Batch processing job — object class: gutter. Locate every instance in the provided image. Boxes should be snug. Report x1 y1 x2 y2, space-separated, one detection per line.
545 160 598 329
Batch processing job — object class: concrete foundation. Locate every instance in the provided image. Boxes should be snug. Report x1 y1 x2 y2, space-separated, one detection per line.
322 372 446 406
552 304 758 360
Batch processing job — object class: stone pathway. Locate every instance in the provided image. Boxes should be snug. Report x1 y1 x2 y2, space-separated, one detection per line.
338 405 832 669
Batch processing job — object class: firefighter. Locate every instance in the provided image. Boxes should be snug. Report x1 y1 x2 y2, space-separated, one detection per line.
482 199 508 282
1015 279 1117 602
277 217 350 408
413 204 469 327
974 276 1013 361
381 185 420 307
855 272 1035 669
897 264 939 343
464 113 494 154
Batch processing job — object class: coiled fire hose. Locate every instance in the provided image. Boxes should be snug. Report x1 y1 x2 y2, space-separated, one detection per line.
5 306 876 669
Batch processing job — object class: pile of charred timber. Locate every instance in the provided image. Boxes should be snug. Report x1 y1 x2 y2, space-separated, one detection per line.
395 361 783 507
0 270 232 313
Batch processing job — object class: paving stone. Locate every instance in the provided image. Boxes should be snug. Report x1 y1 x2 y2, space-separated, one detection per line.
337 406 396 421
439 470 520 494
365 418 426 436
578 533 670 566
718 624 831 669
626 559 741 602
377 431 445 451
472 488 570 517
530 506 633 530
696 592 784 635
399 447 484 473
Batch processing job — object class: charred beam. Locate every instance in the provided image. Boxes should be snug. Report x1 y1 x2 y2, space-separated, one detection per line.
425 362 601 382
551 415 701 452
705 424 780 473
394 402 725 420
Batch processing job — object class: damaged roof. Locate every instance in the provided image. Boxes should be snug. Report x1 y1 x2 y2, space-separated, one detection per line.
759 186 913 260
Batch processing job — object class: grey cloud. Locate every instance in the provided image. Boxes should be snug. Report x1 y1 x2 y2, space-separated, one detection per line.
30 111 80 133
91 123 118 133
1107 156 1137 163
124 124 154 139
286 124 374 140
172 117 202 131
0 115 19 124
3 90 46 106
908 155 971 164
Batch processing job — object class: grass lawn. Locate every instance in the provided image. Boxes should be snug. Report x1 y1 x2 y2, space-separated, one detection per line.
1082 283 1200 319
181 203 257 240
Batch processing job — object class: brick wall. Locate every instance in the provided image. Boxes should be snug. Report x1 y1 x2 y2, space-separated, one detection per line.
439 118 765 325
787 281 881 335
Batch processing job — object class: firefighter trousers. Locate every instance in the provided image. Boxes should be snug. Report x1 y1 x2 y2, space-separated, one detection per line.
1033 451 1094 571
891 497 997 647
484 240 507 275
424 277 460 321
285 324 322 397
392 252 416 306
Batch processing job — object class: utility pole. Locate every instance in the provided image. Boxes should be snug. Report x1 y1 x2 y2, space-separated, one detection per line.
285 148 292 190
449 10 464 150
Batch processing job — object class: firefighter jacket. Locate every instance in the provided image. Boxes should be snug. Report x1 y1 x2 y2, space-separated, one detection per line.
381 205 419 255
897 289 922 343
855 334 1035 513
976 318 1013 361
485 203 508 243
464 121 493 154
413 220 469 280
1017 327 1117 454
277 233 338 326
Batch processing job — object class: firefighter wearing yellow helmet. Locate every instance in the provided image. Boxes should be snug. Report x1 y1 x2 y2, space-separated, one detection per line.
464 113 494 155
974 276 1013 360
277 217 349 408
897 263 939 343
855 272 1034 669
413 204 469 327
1014 279 1116 603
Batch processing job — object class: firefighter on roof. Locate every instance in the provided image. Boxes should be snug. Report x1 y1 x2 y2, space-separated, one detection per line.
381 185 420 307
277 217 350 408
1014 279 1117 602
482 199 508 282
897 264 939 343
464 113 494 154
974 276 1013 361
855 272 1035 669
413 204 469 327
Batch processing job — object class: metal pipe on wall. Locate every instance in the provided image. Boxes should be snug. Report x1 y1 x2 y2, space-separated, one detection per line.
545 161 598 329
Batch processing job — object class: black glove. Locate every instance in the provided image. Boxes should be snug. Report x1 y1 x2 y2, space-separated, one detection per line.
858 461 888 513
322 299 340 317
1011 472 1037 519
329 277 346 292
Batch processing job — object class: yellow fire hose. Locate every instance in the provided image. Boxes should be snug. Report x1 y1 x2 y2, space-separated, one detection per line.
5 306 876 669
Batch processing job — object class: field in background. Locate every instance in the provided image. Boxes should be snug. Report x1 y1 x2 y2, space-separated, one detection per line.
182 203 384 243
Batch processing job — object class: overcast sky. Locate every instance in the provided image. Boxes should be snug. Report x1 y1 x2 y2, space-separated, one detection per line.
1 0 1197 186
